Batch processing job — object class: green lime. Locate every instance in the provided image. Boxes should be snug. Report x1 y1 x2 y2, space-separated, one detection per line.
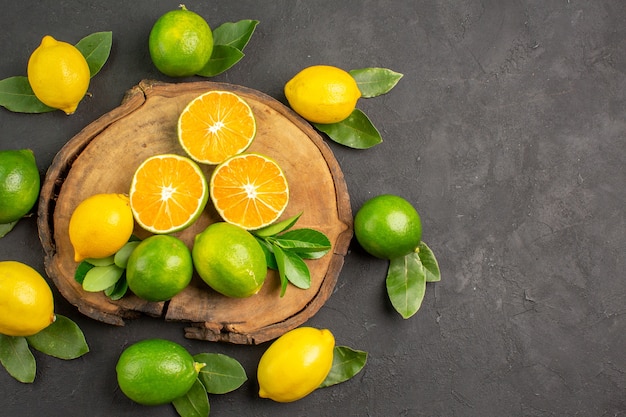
126 235 193 302
354 194 422 260
116 338 203 406
148 5 213 77
0 149 40 224
192 222 267 298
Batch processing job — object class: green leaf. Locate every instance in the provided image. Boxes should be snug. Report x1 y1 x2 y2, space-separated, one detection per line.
74 261 95 285
272 244 291 297
75 31 113 78
197 45 244 77
253 212 302 238
82 264 124 292
0 76 55 113
255 237 278 270
319 346 368 388
272 244 311 290
0 221 18 238
272 228 331 258
314 109 382 149
104 275 128 300
349 67 403 98
213 19 259 51
84 255 115 267
0 335 36 383
418 241 441 282
386 253 426 319
114 241 141 269
194 353 248 394
26 315 89 360
172 378 210 417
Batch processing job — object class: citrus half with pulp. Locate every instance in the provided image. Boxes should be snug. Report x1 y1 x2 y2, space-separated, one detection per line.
126 235 193 302
0 149 40 224
354 194 422 260
27 35 90 115
129 154 208 234
210 153 289 231
149 5 213 77
284 65 361 124
257 326 335 402
178 90 256 165
0 261 55 337
68 193 134 262
116 338 204 406
192 222 267 298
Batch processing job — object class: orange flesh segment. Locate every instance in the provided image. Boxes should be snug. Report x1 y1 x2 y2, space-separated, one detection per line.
131 155 206 233
179 91 256 165
211 154 289 230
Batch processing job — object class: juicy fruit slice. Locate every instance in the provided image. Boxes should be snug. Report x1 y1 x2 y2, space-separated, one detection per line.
129 154 208 234
126 235 193 302
284 65 361 124
69 193 134 262
210 153 289 230
354 194 422 259
27 35 90 115
257 327 335 402
149 5 214 77
178 91 256 165
116 338 203 406
0 261 55 336
0 149 40 224
192 222 267 298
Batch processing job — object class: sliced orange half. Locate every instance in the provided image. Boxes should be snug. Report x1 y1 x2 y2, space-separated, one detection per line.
178 90 257 165
210 153 289 230
130 154 208 234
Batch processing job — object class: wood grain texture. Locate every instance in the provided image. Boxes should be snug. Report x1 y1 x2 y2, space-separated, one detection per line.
37 80 353 344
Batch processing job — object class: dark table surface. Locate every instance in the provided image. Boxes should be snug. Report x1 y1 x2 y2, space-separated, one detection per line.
1 1 625 416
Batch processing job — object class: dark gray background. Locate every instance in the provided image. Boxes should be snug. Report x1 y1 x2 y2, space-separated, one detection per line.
1 1 624 416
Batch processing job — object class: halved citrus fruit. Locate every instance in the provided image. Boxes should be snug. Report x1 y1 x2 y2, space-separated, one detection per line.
130 154 208 234
210 153 289 230
178 90 256 165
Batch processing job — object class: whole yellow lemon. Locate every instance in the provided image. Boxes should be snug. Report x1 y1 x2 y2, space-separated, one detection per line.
284 65 361 124
257 327 335 402
0 261 55 337
27 35 90 115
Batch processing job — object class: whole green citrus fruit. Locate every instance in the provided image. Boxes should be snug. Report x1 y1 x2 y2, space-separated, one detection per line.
148 5 213 77
126 235 193 302
354 194 422 260
0 149 40 224
116 338 203 406
192 222 267 298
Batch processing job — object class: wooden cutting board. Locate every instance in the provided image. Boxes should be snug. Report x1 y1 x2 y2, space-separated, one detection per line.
37 80 353 345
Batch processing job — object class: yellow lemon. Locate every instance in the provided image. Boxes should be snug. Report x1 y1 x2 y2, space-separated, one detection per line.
284 65 361 124
0 261 55 336
69 193 134 262
27 35 90 115
257 327 335 402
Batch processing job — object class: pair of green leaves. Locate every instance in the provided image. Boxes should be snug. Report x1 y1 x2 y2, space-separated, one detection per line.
75 238 140 300
196 20 258 78
172 353 247 417
0 315 89 383
252 212 331 297
0 31 113 114
313 67 403 149
386 241 441 319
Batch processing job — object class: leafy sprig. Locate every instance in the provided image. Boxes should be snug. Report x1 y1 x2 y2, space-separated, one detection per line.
0 31 113 114
313 67 403 149
197 20 259 77
252 213 331 297
386 241 441 319
0 315 89 383
75 237 140 300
